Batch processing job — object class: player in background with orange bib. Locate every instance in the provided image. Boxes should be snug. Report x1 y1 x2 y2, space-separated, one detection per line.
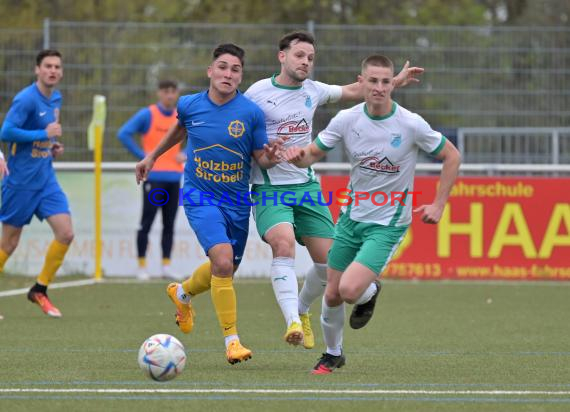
118 80 185 280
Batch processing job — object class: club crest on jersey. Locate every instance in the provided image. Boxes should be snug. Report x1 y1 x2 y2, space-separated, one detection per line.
228 120 245 138
305 95 312 108
390 133 402 148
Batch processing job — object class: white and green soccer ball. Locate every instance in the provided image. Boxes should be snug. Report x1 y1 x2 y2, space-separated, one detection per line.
138 334 186 381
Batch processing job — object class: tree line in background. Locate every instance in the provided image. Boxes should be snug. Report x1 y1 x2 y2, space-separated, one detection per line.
1 0 569 161
1 0 569 27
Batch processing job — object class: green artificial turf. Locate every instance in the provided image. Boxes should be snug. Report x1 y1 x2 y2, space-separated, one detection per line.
1 276 569 411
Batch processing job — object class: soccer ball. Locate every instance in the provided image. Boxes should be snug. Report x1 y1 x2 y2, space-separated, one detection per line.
138 334 186 381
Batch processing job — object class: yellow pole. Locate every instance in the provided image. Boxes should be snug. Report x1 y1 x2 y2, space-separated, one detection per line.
94 124 103 280
88 95 106 281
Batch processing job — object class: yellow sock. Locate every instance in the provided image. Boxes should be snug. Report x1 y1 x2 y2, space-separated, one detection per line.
211 275 237 337
182 261 211 296
37 240 70 286
162 258 171 266
138 257 146 268
0 249 9 273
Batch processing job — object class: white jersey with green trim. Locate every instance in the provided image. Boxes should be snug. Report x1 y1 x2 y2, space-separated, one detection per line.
316 101 445 226
245 76 342 185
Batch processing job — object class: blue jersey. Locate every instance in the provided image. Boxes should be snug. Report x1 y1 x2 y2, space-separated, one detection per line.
178 90 268 210
0 83 61 190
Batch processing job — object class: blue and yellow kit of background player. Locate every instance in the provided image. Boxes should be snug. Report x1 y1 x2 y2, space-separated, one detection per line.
177 90 268 264
0 83 70 227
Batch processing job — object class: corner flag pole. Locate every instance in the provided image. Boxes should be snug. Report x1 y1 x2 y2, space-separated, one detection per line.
88 95 106 281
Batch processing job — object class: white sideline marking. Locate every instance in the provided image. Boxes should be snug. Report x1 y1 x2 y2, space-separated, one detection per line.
0 388 569 396
0 279 97 298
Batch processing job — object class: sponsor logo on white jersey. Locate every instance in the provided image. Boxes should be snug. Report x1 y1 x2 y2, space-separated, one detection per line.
359 156 401 174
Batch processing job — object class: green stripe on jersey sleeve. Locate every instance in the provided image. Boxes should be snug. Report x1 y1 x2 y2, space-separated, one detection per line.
314 136 334 151
429 136 447 156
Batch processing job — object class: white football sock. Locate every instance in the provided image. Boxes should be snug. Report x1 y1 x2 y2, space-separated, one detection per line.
298 263 327 315
270 257 300 326
354 281 378 305
176 284 191 304
321 297 344 356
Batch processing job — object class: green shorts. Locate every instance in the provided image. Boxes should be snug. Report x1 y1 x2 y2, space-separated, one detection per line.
328 212 408 274
251 181 334 244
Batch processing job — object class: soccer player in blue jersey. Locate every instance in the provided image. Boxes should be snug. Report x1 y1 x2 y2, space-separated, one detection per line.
0 50 74 318
136 44 282 364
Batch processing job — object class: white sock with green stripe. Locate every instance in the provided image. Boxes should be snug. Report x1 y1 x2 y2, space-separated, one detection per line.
271 257 300 326
321 298 344 356
298 263 327 314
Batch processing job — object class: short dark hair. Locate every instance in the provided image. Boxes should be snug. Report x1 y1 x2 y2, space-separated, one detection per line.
361 54 394 72
158 79 178 90
36 49 62 66
212 44 245 67
279 31 315 51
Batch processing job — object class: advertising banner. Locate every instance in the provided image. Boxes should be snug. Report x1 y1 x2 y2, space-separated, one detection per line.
9 172 569 281
321 176 570 281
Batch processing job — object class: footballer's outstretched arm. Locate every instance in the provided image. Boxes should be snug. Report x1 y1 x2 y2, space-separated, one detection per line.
413 140 461 224
283 142 327 168
340 61 424 101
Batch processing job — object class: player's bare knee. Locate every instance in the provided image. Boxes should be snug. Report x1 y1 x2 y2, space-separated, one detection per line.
211 258 234 277
1 238 18 255
306 243 330 265
61 230 75 245
324 290 343 306
313 256 328 265
57 230 74 245
338 284 360 304
268 236 295 257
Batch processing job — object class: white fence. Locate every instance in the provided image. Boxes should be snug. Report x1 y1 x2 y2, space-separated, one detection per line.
5 169 313 278
6 159 569 278
2 22 570 162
